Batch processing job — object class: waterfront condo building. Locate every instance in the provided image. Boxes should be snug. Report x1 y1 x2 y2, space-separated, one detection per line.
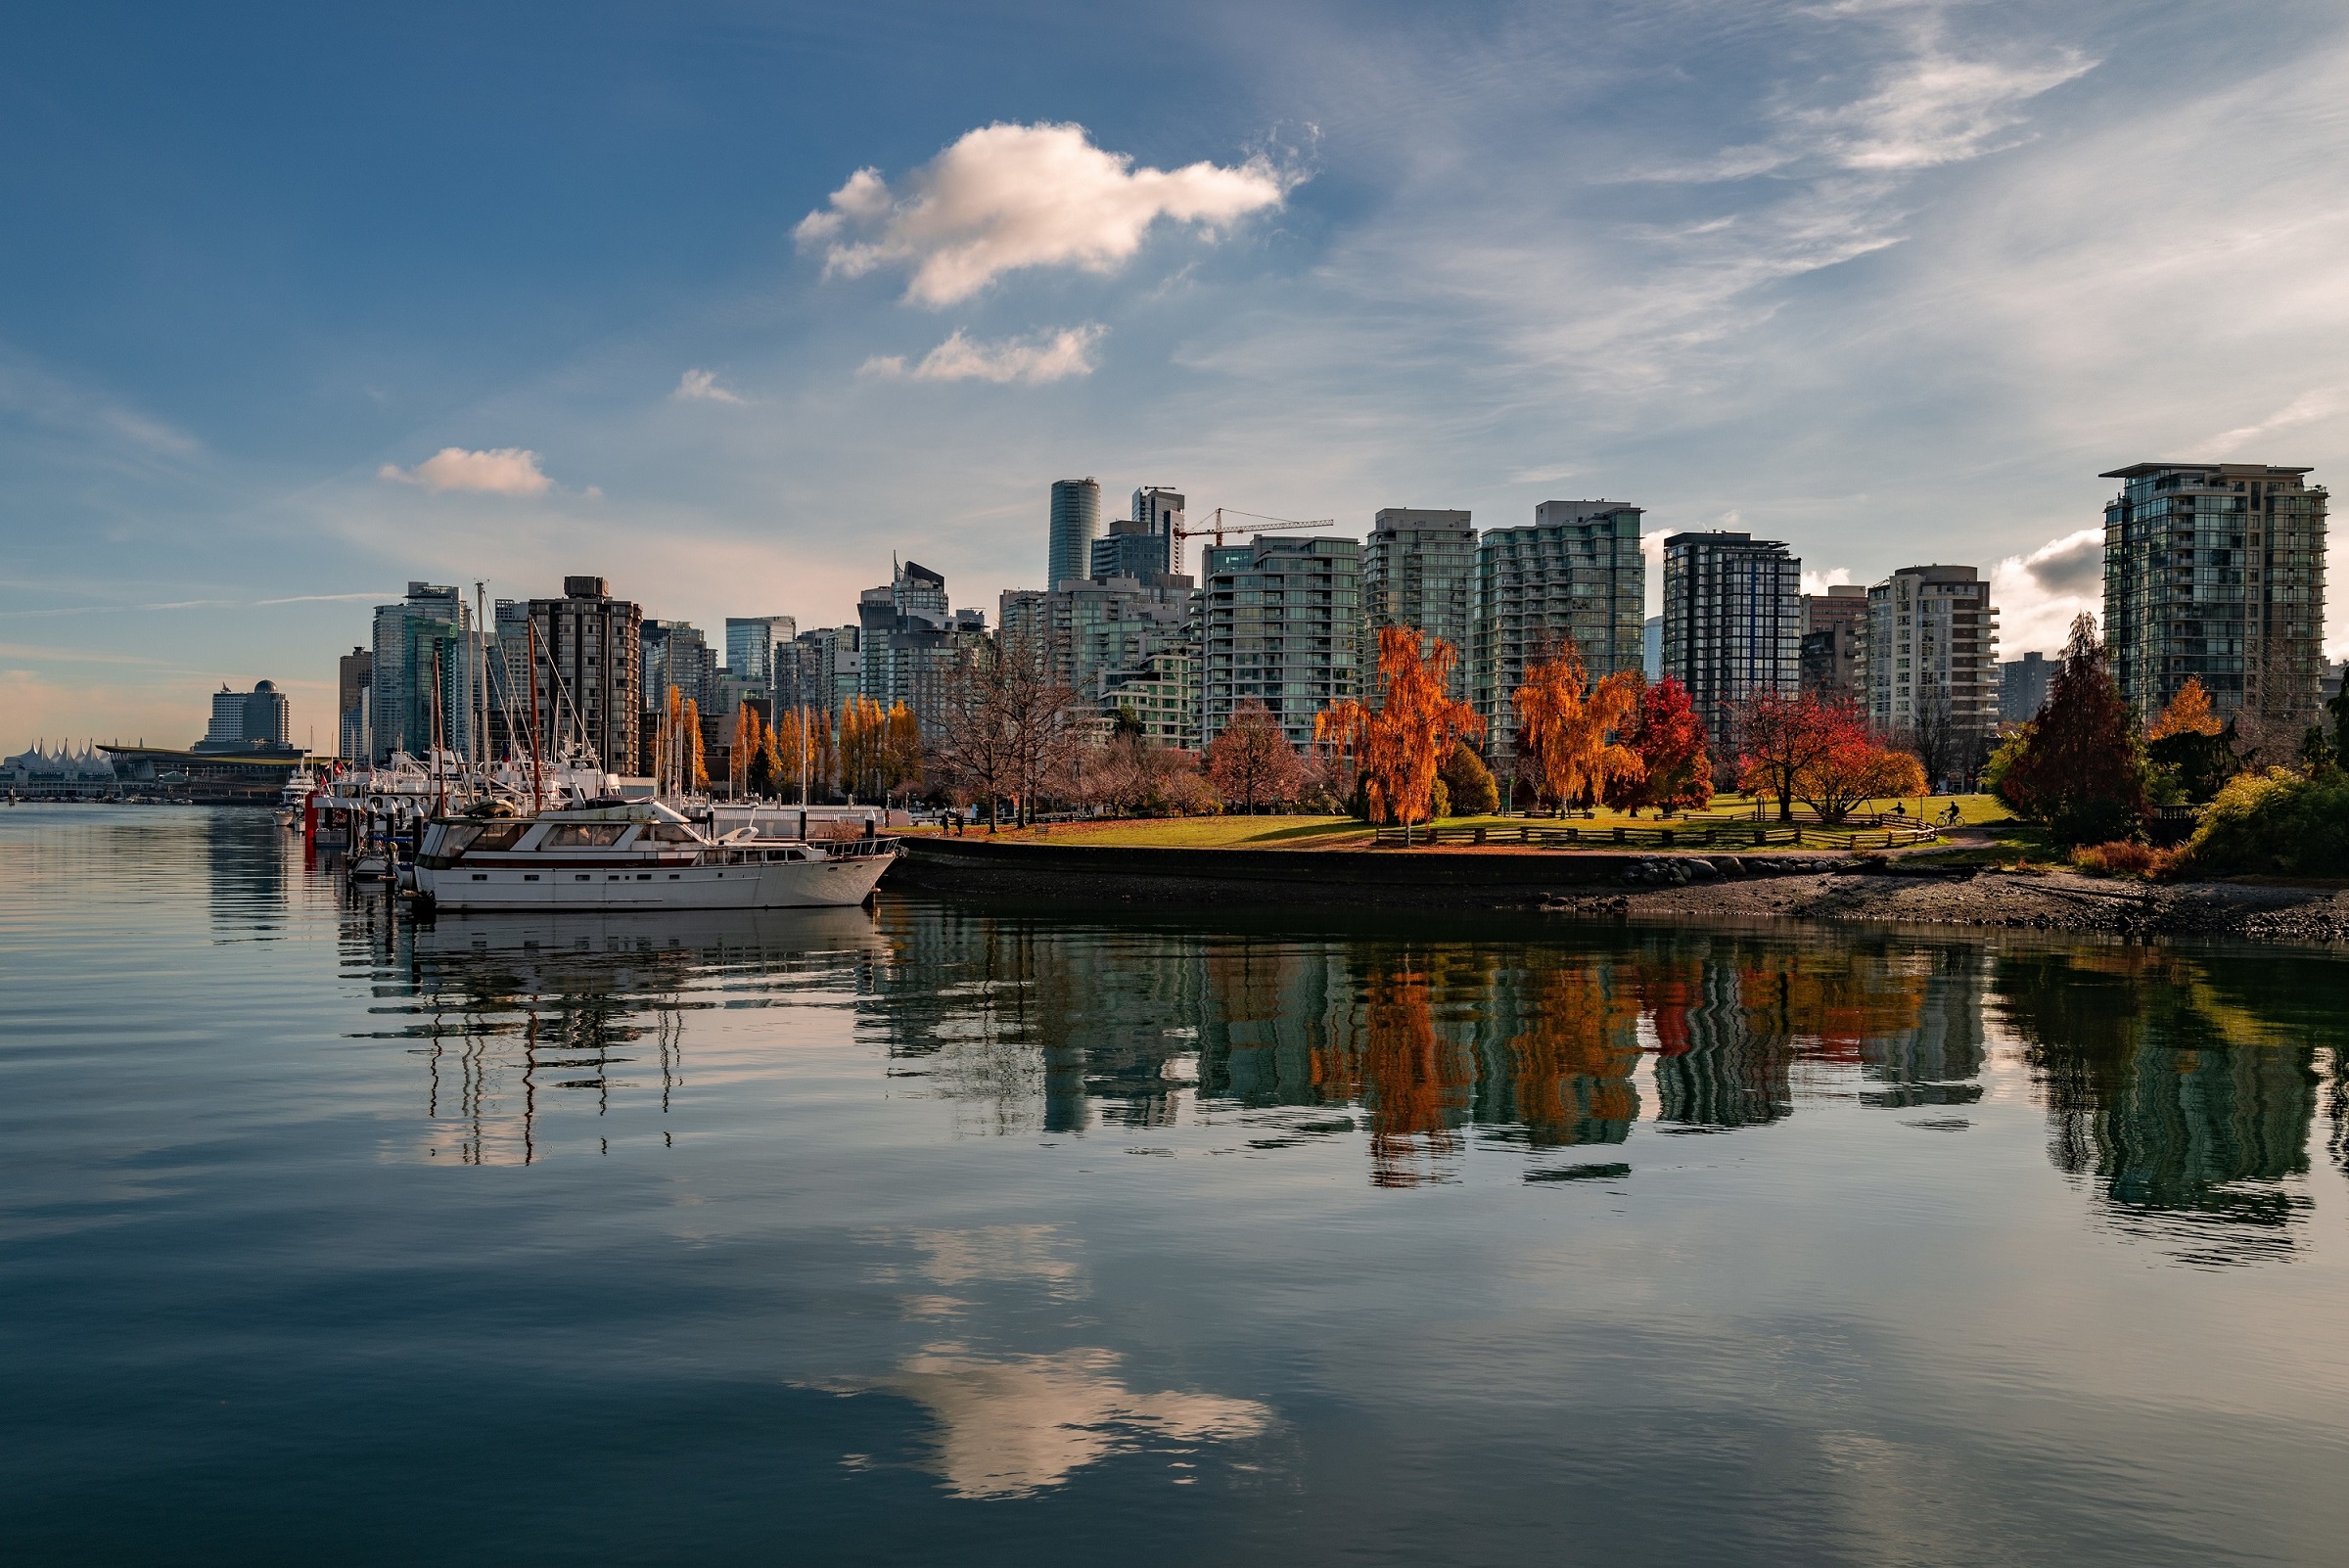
640 620 718 713
524 576 642 775
999 575 1194 707
2101 461 2329 724
1201 535 1363 749
1660 531 1801 759
1862 565 2000 781
1475 502 1646 759
1047 478 1103 590
1364 509 1477 702
1799 584 1867 701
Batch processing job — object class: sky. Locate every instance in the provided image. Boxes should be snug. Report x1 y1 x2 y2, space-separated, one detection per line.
5 0 2347 750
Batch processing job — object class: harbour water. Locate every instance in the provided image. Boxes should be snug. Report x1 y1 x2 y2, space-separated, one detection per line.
5 806 2348 1564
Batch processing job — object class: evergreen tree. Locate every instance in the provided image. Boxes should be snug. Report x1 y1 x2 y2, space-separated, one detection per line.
1998 615 2146 844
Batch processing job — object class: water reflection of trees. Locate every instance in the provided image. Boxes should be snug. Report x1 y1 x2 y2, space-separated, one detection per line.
861 905 2345 1237
1997 948 2334 1266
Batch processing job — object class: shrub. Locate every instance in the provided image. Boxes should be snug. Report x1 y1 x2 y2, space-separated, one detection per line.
1440 741 1499 817
2070 840 2177 879
2177 768 2349 878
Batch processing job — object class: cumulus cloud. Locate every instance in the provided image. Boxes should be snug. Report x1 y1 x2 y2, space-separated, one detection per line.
797 122 1295 306
1801 567 1855 596
1992 528 2103 656
672 368 746 404
861 325 1106 386
377 446 554 496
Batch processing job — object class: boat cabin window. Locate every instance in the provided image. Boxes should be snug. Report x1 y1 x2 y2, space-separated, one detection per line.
437 824 484 854
540 823 628 848
469 822 529 852
643 824 700 844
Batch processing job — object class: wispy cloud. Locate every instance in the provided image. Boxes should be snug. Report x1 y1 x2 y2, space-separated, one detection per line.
378 446 554 496
797 122 1295 306
861 325 1106 385
672 368 746 404
2203 385 2346 458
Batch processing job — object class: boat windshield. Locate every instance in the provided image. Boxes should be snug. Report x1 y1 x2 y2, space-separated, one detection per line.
541 823 628 848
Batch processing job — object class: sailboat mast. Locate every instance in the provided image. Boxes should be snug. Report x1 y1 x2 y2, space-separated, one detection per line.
527 618 546 813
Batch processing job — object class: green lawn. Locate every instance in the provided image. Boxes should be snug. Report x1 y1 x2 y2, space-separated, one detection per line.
965 793 2015 852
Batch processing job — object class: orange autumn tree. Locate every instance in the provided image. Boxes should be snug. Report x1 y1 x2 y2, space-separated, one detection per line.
1320 627 1483 834
1512 642 1643 813
2148 677 2223 740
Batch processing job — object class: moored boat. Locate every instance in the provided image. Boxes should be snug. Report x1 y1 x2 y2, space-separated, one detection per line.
411 800 897 911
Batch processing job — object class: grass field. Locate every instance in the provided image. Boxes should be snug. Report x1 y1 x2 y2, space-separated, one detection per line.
956 793 2016 852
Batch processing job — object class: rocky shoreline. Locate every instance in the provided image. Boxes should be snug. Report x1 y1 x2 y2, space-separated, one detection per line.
1538 858 2349 945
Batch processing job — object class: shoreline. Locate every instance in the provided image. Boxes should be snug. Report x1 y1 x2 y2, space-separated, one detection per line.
895 837 2349 945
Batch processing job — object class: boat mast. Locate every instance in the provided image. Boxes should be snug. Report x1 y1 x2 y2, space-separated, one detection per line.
527 618 546 813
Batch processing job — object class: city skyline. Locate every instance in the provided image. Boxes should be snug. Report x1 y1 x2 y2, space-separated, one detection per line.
6 1 2348 745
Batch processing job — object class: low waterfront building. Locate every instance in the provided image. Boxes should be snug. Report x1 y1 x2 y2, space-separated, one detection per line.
1099 647 1201 750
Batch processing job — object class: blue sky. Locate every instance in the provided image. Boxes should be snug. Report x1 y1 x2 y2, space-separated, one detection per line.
6 0 2346 748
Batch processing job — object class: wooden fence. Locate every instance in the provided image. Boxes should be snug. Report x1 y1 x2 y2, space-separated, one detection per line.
1371 819 1943 852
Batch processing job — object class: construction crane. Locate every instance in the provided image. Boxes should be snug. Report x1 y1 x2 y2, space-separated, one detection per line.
1172 507 1337 572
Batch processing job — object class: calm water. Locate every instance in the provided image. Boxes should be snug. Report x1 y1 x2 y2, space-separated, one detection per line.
5 807 2349 1566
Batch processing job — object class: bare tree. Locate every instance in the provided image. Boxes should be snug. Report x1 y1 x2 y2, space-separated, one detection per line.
930 641 1024 830
1900 688 1958 792
2231 633 2320 769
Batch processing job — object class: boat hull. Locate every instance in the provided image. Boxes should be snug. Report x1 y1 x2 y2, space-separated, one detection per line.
414 851 895 911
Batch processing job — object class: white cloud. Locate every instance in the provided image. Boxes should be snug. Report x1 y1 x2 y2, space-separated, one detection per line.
798 122 1294 306
1801 567 1855 595
861 325 1106 386
1991 529 2103 656
377 446 554 496
2203 384 2345 457
672 368 746 404
1802 50 2096 171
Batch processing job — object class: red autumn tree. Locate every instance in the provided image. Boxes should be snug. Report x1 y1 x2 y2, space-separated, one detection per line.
1795 727 1928 823
1609 676 1712 814
1736 691 1848 822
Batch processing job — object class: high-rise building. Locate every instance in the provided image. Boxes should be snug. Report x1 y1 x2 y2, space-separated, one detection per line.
640 620 718 712
1661 531 1801 759
337 648 373 761
1863 565 2000 776
1473 501 1646 760
2100 461 2329 723
1799 584 1868 700
2001 652 2053 723
525 576 642 773
1200 534 1363 749
1091 487 1183 583
724 616 797 688
1100 647 1201 750
195 681 294 754
859 561 983 735
1047 478 1102 590
1364 509 1476 702
1001 575 1194 702
369 581 474 763
1643 617 1662 681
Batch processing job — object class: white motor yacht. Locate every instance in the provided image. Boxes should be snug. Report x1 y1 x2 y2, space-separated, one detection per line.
412 800 898 911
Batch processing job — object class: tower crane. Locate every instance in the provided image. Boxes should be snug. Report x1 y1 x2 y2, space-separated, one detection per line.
1171 507 1337 572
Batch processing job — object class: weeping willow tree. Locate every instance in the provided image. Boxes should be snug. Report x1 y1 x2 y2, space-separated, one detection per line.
1513 642 1642 814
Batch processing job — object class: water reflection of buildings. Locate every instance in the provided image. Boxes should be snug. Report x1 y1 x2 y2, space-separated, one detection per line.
384 908 891 1163
867 905 2342 1237
1999 949 2328 1266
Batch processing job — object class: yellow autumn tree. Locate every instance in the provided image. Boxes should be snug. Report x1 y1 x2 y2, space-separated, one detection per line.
884 701 923 801
2148 676 2223 740
1322 628 1482 833
771 705 834 802
1513 643 1643 813
733 700 765 796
